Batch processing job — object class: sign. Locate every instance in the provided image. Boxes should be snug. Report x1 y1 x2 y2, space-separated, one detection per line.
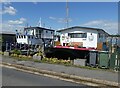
89 35 94 41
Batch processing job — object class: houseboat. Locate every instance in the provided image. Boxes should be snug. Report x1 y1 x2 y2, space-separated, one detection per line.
16 27 55 46
56 26 110 51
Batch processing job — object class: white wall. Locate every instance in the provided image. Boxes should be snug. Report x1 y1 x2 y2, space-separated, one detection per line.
59 28 98 48
33 29 36 36
17 35 42 45
17 36 28 44
83 32 97 48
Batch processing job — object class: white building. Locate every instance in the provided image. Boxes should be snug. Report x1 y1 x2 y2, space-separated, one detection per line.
16 27 55 45
57 26 109 49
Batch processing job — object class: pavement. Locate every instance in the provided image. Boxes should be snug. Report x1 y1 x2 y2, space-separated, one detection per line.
1 55 119 87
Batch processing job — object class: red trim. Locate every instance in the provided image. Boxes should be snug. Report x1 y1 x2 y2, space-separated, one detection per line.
54 46 96 51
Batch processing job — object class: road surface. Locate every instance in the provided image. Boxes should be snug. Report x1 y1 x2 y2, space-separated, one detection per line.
2 67 87 86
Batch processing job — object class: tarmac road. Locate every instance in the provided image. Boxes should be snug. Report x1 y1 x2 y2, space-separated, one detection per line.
2 67 87 87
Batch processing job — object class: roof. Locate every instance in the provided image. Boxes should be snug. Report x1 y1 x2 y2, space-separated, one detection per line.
57 26 109 35
0 31 16 35
24 26 55 31
109 35 120 37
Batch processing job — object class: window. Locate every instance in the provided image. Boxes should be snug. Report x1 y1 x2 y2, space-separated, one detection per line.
68 33 87 38
82 33 87 38
36 30 39 34
28 36 30 39
39 34 41 38
98 33 101 38
32 36 33 39
46 31 48 33
19 35 21 38
21 35 23 38
51 31 53 34
39 30 41 34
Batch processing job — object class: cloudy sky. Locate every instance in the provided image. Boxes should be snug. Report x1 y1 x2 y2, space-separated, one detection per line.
1 1 118 34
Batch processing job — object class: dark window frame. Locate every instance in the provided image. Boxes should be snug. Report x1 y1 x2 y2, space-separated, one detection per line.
51 31 53 34
68 33 87 38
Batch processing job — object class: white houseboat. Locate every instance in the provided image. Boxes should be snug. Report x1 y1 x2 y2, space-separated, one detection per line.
57 26 109 50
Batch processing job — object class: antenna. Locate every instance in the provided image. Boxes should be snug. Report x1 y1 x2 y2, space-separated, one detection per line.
25 23 29 28
37 17 42 27
43 23 45 27
66 0 69 28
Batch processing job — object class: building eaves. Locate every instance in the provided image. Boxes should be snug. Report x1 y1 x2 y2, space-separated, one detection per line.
25 27 55 31
0 31 16 35
57 26 102 32
57 26 109 35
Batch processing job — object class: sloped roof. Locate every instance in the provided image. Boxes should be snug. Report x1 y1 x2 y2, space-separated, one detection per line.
24 26 55 31
0 31 16 35
57 26 109 35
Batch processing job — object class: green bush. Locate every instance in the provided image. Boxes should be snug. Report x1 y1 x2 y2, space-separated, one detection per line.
0 51 4 55
41 57 71 65
11 49 21 55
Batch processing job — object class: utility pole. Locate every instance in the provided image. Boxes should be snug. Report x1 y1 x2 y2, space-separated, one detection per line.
66 0 69 28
